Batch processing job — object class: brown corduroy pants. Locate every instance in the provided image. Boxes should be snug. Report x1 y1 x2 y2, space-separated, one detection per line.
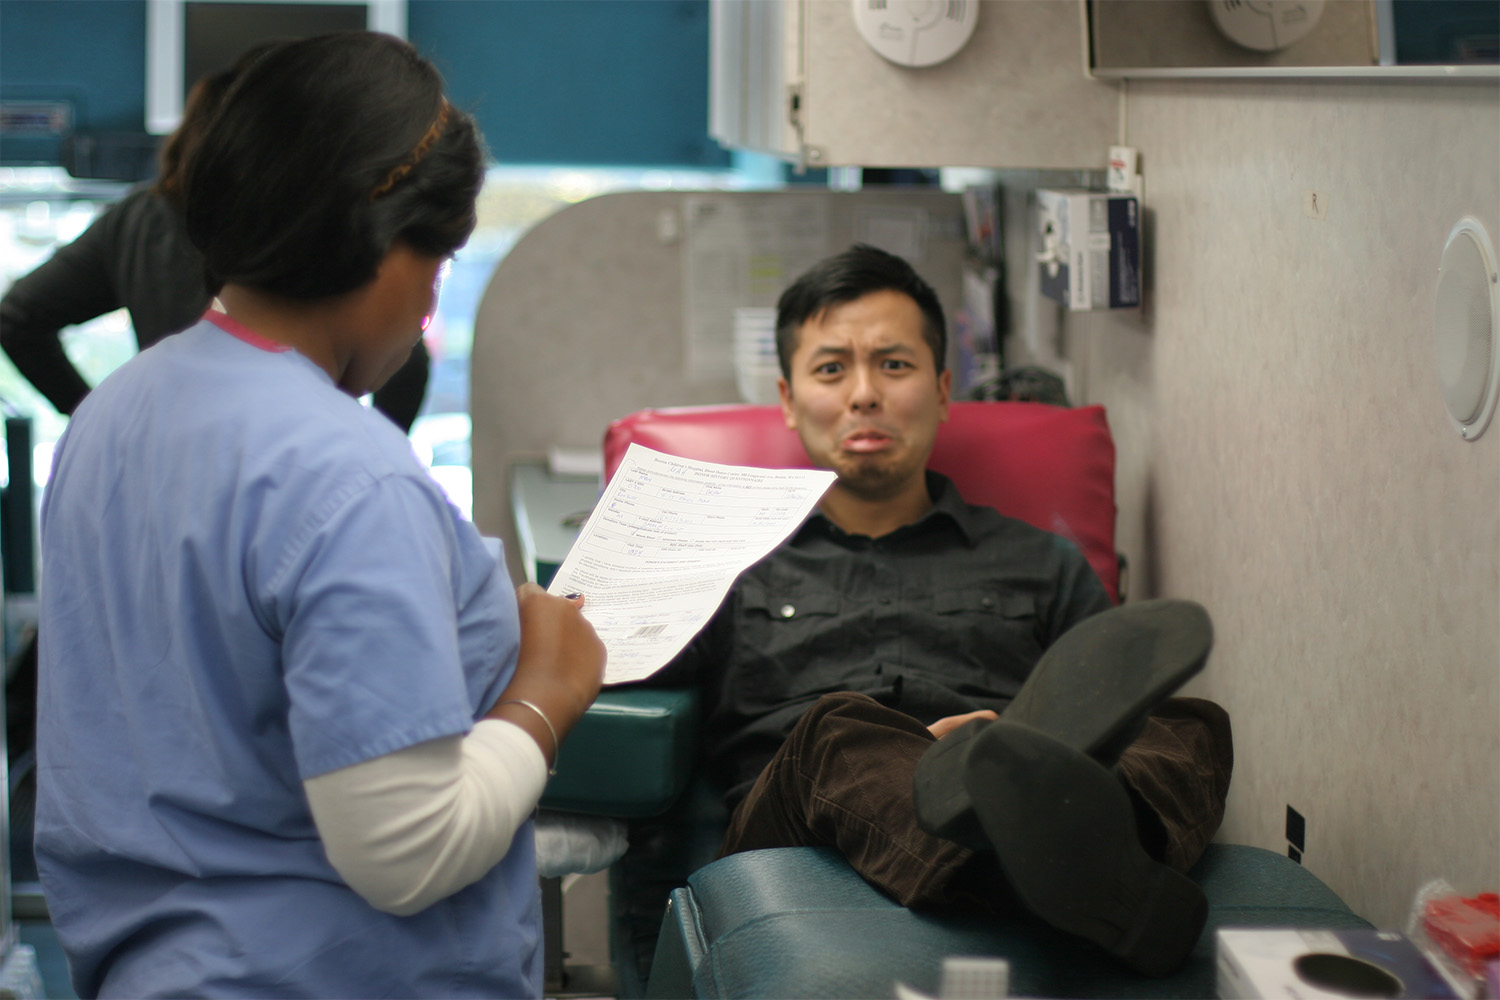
719 691 1233 911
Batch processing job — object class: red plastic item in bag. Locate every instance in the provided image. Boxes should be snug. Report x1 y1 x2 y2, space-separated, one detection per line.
1424 893 1500 978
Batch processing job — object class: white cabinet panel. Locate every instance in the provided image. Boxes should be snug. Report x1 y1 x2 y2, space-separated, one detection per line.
711 0 1118 169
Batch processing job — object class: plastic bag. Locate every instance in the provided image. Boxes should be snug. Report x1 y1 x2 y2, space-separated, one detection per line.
1407 878 1500 999
534 810 628 878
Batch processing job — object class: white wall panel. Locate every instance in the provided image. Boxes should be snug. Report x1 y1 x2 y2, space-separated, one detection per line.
1079 78 1500 928
800 0 1118 168
470 189 967 584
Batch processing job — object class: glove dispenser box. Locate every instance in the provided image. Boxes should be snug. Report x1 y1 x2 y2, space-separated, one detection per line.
1036 189 1141 311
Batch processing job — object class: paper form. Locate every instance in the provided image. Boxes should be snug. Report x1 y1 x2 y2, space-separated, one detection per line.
546 443 836 685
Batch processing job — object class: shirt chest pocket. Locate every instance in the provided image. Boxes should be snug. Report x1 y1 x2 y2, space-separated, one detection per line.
739 583 845 649
930 590 1033 618
732 582 848 699
924 590 1043 678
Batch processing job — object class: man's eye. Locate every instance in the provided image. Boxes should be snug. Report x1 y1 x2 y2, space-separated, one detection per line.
882 359 912 371
814 362 843 376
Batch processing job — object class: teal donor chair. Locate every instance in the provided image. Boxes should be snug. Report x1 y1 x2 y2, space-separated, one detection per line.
539 402 1369 999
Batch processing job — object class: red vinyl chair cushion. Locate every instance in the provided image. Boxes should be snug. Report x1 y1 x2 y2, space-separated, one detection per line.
603 401 1118 603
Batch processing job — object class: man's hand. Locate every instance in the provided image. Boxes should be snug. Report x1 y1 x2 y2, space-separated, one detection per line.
927 709 998 740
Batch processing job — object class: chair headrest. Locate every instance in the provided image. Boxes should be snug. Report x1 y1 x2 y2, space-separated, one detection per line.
604 401 1118 602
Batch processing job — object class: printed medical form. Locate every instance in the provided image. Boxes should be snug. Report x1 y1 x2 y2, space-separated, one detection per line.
546 443 837 684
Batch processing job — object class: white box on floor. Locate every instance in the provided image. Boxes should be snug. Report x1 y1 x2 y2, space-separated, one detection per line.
1035 189 1140 311
1216 928 1460 999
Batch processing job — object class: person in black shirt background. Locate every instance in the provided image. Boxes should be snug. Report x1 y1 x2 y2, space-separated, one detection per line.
0 42 429 431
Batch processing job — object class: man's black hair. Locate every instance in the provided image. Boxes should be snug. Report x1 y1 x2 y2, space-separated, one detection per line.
184 31 484 299
774 243 947 379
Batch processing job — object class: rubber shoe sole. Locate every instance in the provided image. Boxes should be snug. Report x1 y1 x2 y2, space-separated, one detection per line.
914 598 1213 849
912 717 996 850
1004 598 1214 764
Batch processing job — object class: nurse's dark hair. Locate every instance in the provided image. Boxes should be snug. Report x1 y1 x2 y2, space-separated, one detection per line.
774 243 947 379
183 31 484 299
154 40 279 209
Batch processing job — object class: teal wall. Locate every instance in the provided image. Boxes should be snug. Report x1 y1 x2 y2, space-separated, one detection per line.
0 0 148 164
0 0 729 168
410 0 727 167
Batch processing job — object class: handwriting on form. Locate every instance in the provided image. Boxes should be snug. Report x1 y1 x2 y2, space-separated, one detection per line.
547 444 836 684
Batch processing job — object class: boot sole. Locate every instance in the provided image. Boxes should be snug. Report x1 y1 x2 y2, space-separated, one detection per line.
915 598 1212 847
911 717 992 850
1005 598 1213 761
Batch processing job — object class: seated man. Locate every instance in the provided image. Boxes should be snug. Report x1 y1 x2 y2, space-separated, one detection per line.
644 243 1231 977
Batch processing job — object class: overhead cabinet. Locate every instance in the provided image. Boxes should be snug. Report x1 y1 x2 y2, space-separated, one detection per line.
710 0 1118 169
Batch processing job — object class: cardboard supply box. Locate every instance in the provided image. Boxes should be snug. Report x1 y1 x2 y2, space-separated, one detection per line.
1036 189 1140 311
1217 928 1461 999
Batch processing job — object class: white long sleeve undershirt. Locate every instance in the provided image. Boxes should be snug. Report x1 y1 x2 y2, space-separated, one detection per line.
303 719 548 916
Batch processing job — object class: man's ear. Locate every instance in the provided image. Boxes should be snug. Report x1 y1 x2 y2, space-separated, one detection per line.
937 368 952 422
778 376 797 430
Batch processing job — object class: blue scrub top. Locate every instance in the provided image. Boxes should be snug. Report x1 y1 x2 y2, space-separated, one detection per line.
36 316 539 999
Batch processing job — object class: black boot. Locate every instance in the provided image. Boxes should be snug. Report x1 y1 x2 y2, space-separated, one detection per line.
913 598 1213 848
953 720 1208 976
911 598 1214 975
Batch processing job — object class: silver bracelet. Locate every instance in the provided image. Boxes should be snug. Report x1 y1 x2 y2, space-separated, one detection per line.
498 699 559 776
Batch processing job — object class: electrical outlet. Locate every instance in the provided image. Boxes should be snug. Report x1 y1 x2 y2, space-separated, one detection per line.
1286 804 1306 863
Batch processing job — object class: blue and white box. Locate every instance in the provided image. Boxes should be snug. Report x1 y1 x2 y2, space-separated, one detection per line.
1036 189 1140 311
1216 928 1460 999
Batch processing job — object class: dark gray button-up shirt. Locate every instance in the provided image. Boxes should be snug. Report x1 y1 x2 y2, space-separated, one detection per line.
656 471 1111 805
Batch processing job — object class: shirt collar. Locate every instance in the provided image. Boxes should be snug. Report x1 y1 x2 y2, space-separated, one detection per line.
204 308 289 354
797 470 980 547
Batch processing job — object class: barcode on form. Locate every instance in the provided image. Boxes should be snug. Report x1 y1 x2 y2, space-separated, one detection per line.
629 624 669 639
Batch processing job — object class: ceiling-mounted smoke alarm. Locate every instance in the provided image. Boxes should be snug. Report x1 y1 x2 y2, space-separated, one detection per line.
1434 217 1500 441
852 0 979 68
1205 0 1325 53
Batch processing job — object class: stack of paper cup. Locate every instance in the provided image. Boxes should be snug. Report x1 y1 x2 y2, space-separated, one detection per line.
733 307 780 405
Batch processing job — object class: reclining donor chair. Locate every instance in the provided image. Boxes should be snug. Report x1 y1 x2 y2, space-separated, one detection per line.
537 401 1369 999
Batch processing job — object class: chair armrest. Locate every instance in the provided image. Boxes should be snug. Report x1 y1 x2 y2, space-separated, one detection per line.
540 687 699 818
647 844 1372 999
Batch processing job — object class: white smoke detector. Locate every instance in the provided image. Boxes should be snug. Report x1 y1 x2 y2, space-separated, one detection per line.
851 0 980 68
1205 0 1325 53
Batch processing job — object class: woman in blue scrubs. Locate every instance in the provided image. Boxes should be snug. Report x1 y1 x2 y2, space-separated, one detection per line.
34 32 605 998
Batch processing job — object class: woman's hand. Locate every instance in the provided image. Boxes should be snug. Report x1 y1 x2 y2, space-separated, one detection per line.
927 709 998 740
513 584 605 708
486 584 606 767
